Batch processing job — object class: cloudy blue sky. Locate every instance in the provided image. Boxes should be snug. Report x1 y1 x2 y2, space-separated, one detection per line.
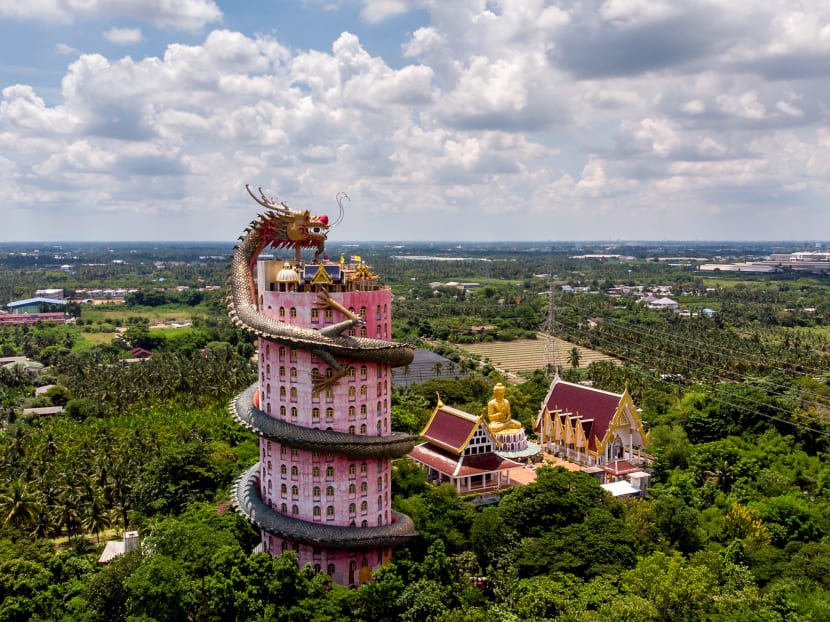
2 0 830 241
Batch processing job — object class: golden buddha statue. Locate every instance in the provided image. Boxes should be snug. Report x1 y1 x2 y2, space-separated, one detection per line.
487 383 522 434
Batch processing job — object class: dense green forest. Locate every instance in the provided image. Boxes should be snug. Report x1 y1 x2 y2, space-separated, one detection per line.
1 242 830 620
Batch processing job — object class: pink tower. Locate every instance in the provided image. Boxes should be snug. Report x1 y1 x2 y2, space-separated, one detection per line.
229 189 417 587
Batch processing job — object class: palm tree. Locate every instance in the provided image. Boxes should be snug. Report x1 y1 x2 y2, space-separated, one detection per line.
568 346 581 369
0 479 42 530
84 496 112 543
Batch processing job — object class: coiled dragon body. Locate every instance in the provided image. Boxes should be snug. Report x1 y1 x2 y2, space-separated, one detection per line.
226 185 414 370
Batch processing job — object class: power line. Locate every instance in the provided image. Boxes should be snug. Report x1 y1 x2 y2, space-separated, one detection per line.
551 317 830 438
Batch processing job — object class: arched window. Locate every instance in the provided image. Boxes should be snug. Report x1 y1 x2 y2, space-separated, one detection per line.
360 404 367 417
281 483 287 496
313 506 321 517
325 407 334 419
280 465 287 477
313 486 320 497
326 507 335 517
377 495 383 510
348 425 355 435
326 467 334 478
349 483 356 495
360 424 367 434
360 385 367 396
281 503 287 513
360 500 368 512
280 405 286 418
312 466 320 478
279 386 286 399
348 386 356 398
266 363 271 376
327 563 335 574
279 366 286 377
360 326 367 337
292 505 298 515
290 387 298 401
377 476 383 492
291 485 299 496
312 408 320 420
290 367 297 379
279 307 285 318
349 503 356 515
290 307 297 318
348 464 356 475
291 466 298 478
378 515 383 525
348 406 355 417
362 520 368 527
360 462 367 473
279 346 286 359
361 481 367 493
360 365 367 378
326 486 334 497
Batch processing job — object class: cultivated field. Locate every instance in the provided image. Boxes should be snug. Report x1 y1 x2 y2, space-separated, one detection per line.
458 333 618 374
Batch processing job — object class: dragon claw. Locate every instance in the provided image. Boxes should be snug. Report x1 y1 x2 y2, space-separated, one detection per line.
312 367 350 392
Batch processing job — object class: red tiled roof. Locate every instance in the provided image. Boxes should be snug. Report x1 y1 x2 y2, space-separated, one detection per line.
456 452 522 477
409 443 460 476
603 460 639 476
421 406 479 454
545 379 622 452
409 443 521 478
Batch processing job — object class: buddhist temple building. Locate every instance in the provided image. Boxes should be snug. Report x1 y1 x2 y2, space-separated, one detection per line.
228 190 417 587
535 375 650 467
409 395 523 494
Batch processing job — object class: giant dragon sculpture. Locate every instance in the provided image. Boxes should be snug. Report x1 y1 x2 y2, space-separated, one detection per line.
227 186 414 370
227 185 415 381
228 186 419 549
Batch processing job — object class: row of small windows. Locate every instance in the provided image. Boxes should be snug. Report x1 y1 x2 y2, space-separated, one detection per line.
276 462 373 478
278 482 385 496
277 305 388 320
278 503 386 525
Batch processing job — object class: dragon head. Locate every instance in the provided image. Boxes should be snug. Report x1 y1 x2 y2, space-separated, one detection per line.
245 185 347 263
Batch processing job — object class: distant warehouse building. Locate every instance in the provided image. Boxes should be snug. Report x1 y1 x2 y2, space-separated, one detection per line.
1 298 67 326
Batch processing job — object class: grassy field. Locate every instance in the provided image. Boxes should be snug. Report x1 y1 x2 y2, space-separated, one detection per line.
75 332 116 349
457 333 618 374
81 304 212 325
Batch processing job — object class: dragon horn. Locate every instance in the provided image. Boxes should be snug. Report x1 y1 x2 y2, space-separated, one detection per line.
245 184 289 214
331 192 349 228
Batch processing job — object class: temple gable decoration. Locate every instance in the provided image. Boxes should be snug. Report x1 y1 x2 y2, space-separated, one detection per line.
535 375 650 466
